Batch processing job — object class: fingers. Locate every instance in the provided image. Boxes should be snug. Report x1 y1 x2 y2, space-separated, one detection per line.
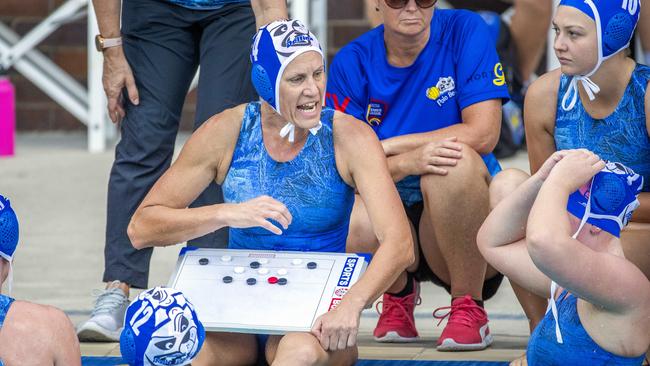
124 72 140 105
428 156 458 167
424 165 449 176
258 219 283 235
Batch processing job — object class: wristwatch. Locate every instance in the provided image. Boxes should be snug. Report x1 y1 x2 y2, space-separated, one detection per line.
95 35 122 52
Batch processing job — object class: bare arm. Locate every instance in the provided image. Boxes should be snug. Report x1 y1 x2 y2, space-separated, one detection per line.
477 153 567 297
128 106 292 248
311 112 414 351
527 151 650 313
381 99 502 156
525 70 560 174
250 0 288 28
335 112 414 311
91 0 139 122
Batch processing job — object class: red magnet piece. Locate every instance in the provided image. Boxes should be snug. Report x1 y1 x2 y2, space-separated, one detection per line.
268 276 279 284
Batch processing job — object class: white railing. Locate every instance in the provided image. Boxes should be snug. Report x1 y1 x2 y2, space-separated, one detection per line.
0 0 108 152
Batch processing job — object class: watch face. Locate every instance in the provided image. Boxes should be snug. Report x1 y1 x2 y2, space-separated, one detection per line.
95 35 103 52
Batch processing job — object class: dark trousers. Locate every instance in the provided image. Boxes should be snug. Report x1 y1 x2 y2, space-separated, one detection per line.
103 0 257 289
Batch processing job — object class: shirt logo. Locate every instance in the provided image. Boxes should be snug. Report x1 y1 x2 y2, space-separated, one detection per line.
426 76 456 107
365 99 387 127
493 63 505 86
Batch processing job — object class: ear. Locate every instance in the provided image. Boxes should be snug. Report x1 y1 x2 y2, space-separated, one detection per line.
588 225 602 235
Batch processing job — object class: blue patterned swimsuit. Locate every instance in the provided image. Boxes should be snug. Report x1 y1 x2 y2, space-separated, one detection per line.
527 290 645 365
0 294 15 366
555 64 650 191
223 102 355 253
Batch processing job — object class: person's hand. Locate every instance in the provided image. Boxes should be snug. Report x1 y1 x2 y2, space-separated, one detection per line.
405 137 462 176
223 196 292 235
534 150 569 181
310 300 361 351
545 149 605 193
102 46 139 123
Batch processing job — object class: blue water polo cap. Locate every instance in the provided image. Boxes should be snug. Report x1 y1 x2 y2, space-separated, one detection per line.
567 161 643 237
0 195 19 261
250 19 323 116
120 287 205 366
559 0 641 110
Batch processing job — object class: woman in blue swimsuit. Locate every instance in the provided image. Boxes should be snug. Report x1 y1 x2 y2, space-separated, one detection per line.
479 149 650 366
128 20 414 366
0 195 81 365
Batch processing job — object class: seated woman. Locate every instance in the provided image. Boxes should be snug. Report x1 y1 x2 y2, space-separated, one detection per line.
478 150 650 366
0 195 81 366
127 20 414 366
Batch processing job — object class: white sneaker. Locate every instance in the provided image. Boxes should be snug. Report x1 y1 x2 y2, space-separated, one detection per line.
77 282 129 342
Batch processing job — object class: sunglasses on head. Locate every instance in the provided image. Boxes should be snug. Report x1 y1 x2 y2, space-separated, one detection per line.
384 0 437 9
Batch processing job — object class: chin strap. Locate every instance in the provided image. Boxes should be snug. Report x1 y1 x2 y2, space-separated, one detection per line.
561 75 601 111
547 179 595 344
546 281 564 344
279 121 323 143
5 260 13 296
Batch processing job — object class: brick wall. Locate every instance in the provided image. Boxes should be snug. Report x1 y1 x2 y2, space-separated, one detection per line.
2 0 372 131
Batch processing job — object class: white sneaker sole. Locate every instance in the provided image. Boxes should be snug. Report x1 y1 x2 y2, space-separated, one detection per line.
77 321 122 342
436 325 493 351
374 331 420 343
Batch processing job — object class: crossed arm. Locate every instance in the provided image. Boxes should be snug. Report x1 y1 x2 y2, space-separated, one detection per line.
384 99 502 182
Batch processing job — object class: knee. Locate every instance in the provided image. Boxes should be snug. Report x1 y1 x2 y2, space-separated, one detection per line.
421 143 487 194
489 169 530 209
279 333 327 366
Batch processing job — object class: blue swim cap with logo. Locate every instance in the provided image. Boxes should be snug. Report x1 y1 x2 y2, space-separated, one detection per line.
120 287 205 366
567 161 643 237
559 0 641 110
250 19 324 142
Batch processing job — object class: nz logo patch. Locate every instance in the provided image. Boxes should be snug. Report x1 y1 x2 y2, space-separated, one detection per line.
365 99 388 127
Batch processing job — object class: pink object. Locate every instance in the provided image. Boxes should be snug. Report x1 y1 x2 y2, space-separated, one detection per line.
0 75 15 157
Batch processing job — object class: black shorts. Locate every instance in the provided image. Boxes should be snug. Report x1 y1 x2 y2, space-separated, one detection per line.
404 201 504 301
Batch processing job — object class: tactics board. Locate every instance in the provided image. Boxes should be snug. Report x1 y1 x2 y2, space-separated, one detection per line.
168 247 369 334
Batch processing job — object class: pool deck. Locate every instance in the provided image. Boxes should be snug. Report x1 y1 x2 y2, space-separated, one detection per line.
1 132 531 363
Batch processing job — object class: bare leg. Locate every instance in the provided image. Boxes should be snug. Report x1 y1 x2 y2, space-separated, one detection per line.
419 144 491 299
193 332 258 366
346 195 419 293
267 332 358 366
621 223 650 279
489 169 546 366
510 0 553 82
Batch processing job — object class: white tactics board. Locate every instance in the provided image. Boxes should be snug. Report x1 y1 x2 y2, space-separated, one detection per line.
168 248 369 334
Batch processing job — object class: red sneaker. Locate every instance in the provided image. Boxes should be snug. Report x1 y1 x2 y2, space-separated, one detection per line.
433 295 492 351
373 278 421 342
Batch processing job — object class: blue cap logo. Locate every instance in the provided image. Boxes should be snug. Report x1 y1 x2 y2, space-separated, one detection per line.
120 287 205 366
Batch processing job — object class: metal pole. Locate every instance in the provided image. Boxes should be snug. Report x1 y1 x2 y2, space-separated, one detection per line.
290 0 310 26
87 0 106 153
